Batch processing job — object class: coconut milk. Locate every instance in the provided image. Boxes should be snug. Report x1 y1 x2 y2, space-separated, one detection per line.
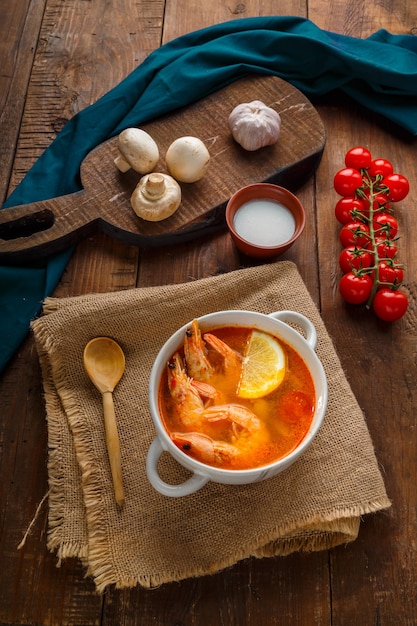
233 199 296 247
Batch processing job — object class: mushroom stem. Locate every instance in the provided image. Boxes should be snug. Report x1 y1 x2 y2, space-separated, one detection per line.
130 173 181 221
114 154 131 173
142 173 166 200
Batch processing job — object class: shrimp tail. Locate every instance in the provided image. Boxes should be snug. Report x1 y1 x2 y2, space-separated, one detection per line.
203 333 243 364
190 379 218 399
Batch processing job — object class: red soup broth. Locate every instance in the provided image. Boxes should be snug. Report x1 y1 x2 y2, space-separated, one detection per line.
158 326 316 470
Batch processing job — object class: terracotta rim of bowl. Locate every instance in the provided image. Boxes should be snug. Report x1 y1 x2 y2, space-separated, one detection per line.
225 183 306 251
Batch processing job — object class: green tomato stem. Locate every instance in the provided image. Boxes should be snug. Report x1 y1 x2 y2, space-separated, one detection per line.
363 176 380 309
356 171 392 309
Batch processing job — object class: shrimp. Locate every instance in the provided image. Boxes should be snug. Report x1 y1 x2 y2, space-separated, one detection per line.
184 319 213 381
203 332 243 374
167 352 219 428
171 432 240 466
203 332 243 393
203 403 267 443
172 403 271 468
166 352 207 430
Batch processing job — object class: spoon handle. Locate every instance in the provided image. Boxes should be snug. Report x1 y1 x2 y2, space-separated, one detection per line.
102 391 125 507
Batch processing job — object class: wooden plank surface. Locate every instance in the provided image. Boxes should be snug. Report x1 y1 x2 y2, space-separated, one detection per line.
309 5 417 624
1 1 416 625
0 0 46 204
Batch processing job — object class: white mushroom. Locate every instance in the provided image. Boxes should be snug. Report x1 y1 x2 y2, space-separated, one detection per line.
114 128 159 174
130 172 181 221
165 136 210 183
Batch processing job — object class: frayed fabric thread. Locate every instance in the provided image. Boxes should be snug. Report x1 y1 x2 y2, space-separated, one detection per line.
18 491 50 550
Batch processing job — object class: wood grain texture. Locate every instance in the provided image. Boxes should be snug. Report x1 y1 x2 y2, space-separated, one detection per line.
7 0 165 191
1 0 416 624
0 0 46 204
162 0 307 42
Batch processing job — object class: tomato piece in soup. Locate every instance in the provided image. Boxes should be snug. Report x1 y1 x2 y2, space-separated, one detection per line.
279 391 315 425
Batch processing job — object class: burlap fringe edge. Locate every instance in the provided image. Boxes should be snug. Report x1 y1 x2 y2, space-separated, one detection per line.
42 297 64 314
31 319 91 563
87 497 390 593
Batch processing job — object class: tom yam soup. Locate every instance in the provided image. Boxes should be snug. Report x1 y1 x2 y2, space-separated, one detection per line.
158 320 316 471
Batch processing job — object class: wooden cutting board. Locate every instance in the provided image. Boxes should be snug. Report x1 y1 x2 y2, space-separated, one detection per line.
0 75 325 263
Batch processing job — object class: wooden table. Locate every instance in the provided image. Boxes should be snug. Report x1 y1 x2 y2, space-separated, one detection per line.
1 1 416 624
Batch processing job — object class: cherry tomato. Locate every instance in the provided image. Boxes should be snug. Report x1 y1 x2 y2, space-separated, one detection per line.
279 391 314 425
339 247 374 273
373 213 399 239
373 288 408 322
375 238 398 260
344 146 372 170
368 158 394 178
339 272 373 305
378 261 404 286
340 222 370 248
334 168 363 196
383 173 410 202
334 197 367 224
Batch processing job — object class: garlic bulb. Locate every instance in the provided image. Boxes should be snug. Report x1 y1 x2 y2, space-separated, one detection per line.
165 136 210 183
131 172 181 221
228 100 281 151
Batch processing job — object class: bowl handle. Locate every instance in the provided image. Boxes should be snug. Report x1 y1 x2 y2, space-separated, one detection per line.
268 310 317 350
146 438 209 497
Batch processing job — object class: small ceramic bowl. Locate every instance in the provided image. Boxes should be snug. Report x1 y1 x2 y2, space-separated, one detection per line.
146 309 327 497
225 183 306 259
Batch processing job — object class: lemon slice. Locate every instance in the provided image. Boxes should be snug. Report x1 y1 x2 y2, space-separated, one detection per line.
237 331 286 399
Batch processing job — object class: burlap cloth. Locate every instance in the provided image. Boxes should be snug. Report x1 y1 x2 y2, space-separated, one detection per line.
31 261 390 592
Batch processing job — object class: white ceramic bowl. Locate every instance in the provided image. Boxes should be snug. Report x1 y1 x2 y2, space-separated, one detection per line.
146 310 327 497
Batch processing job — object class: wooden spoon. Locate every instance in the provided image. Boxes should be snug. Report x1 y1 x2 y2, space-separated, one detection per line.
83 337 126 507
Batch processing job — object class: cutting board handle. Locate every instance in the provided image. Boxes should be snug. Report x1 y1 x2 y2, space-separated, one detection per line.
0 191 96 263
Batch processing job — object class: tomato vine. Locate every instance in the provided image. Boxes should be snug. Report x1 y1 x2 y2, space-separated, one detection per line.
334 147 409 322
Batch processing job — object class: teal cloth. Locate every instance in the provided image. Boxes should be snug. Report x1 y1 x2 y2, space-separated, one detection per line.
1 16 417 373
